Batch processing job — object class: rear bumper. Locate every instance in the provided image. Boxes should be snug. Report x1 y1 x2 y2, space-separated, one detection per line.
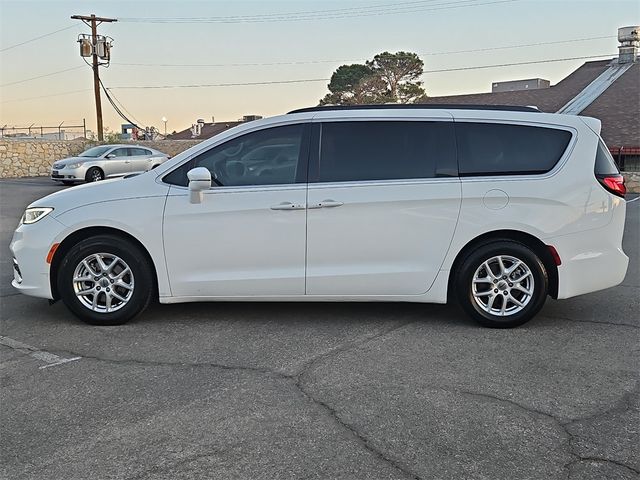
549 204 628 299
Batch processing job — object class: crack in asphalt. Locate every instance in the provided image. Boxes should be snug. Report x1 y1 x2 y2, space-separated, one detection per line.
294 380 422 480
292 319 423 480
79 320 423 480
565 457 640 477
454 388 639 479
543 314 640 329
293 320 417 380
455 388 640 479
3 320 638 479
562 385 639 428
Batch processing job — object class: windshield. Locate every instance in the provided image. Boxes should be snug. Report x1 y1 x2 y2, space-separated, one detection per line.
80 146 112 158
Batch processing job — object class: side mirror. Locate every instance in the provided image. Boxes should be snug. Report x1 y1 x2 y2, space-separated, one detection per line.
187 167 211 204
105 153 116 159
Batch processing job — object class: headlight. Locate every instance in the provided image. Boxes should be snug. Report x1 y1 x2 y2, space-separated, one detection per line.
21 207 54 225
66 162 82 169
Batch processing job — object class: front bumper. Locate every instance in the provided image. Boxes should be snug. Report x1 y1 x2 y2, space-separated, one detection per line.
51 166 87 182
9 215 66 299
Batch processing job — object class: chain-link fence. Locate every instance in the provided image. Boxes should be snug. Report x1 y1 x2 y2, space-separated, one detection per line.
0 120 87 140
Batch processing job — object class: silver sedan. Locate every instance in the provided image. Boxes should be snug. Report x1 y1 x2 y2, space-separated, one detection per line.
51 144 170 185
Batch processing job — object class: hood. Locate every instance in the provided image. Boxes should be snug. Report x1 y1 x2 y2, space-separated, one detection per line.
52 156 90 168
29 172 169 217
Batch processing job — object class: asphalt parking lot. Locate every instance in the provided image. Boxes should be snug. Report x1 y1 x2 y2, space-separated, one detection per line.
0 177 638 480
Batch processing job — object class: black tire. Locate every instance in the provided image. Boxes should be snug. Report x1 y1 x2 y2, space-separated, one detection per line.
61 181 76 186
85 167 104 182
455 241 548 328
57 234 154 325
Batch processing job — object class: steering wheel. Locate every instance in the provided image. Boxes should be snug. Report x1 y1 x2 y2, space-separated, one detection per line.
221 142 244 158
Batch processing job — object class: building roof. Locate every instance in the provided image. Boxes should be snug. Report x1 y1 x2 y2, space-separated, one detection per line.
582 63 639 147
167 121 243 140
422 59 639 148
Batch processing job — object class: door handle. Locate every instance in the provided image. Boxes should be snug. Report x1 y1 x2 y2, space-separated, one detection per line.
270 202 305 211
308 199 344 209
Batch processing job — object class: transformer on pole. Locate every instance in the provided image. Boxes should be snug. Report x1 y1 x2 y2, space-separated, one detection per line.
71 14 117 141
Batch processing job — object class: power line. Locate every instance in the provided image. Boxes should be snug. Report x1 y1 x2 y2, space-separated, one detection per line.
109 78 331 90
0 25 77 53
106 53 616 90
119 0 519 23
119 0 473 21
1 53 617 103
0 66 85 88
421 53 616 73
1 34 614 91
0 89 91 104
421 35 615 56
98 79 144 129
110 35 616 69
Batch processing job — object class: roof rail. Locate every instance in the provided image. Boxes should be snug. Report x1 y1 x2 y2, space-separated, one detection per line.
288 104 541 114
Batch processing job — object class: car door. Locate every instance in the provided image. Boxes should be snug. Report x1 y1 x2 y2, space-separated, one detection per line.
128 148 154 173
162 123 310 297
306 118 461 296
103 147 131 177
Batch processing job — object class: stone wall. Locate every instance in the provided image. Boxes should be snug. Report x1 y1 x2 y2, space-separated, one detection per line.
0 139 203 178
1 138 639 193
625 172 640 193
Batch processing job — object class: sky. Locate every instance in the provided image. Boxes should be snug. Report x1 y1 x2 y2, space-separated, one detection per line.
0 0 638 135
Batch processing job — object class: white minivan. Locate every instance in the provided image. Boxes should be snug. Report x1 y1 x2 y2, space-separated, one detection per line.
10 105 628 328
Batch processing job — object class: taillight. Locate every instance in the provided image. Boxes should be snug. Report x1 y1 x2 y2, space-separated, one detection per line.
596 174 626 198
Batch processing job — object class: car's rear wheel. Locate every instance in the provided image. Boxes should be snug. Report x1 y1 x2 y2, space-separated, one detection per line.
455 241 548 328
85 167 104 182
57 235 154 325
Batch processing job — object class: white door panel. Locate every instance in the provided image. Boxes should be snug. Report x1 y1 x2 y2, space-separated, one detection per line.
306 180 461 295
163 186 307 297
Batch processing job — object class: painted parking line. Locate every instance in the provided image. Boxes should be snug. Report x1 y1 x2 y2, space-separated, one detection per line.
0 335 81 369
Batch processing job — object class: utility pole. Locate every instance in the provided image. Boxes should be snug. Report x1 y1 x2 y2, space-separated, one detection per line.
71 14 117 141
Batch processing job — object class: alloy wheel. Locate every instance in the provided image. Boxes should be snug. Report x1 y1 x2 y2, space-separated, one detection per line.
471 255 534 316
72 253 134 313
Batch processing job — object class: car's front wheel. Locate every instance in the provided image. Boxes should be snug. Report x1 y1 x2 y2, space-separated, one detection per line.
85 167 104 182
57 235 154 325
455 241 548 328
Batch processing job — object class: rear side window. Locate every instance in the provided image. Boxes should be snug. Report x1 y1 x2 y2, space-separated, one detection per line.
594 140 620 175
131 148 151 156
456 122 572 176
318 121 456 182
109 148 129 158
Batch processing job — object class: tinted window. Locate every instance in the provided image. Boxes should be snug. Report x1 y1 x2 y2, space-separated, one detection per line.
109 148 129 158
164 124 305 187
318 121 456 182
80 146 111 158
456 122 572 176
131 148 150 156
594 140 620 175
